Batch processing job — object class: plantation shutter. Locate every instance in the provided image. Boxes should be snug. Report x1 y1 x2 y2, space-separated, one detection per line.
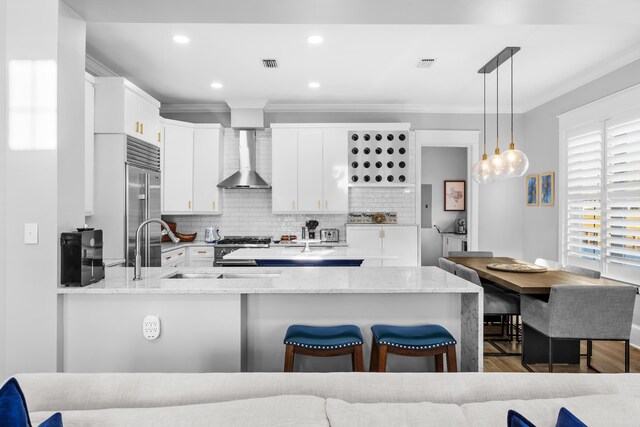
565 123 602 269
605 107 640 280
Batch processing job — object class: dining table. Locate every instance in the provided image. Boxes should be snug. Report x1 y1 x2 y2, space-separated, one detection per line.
446 256 636 367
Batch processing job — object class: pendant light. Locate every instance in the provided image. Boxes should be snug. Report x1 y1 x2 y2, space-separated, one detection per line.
503 49 529 177
472 73 495 184
487 58 507 180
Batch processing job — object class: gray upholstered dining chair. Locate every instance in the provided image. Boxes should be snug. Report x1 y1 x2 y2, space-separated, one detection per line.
521 284 636 373
448 251 493 257
535 258 561 270
563 265 601 279
438 257 456 274
455 264 521 354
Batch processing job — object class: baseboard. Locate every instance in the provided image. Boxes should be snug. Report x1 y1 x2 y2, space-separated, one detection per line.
631 324 640 349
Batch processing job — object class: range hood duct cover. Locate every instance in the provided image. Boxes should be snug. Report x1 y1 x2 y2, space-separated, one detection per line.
217 130 271 189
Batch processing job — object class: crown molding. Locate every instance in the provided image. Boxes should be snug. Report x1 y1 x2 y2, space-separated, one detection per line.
85 54 118 77
161 102 527 115
521 44 640 113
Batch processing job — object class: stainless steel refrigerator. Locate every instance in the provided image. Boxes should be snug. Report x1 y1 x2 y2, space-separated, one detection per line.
125 138 162 267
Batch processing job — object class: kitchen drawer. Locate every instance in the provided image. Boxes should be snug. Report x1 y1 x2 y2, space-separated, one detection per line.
164 259 186 269
162 248 186 267
188 246 216 258
188 258 215 268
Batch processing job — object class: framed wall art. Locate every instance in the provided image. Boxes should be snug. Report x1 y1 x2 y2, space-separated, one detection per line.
526 174 539 206
444 180 465 211
540 172 555 206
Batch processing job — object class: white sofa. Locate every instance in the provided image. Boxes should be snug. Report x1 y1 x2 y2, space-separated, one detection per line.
12 372 640 426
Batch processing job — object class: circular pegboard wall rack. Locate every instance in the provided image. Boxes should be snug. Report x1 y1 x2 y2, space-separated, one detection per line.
348 130 412 187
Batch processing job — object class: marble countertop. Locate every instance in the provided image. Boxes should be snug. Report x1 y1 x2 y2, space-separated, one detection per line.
57 266 481 295
161 241 348 253
224 247 394 260
271 241 348 247
161 241 214 253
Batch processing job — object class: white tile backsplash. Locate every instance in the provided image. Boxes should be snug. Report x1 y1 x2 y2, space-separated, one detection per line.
164 128 416 240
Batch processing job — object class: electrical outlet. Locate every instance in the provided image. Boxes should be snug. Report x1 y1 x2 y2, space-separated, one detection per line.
143 315 160 340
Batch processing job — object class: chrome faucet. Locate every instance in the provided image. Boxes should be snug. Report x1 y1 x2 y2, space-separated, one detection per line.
134 218 179 281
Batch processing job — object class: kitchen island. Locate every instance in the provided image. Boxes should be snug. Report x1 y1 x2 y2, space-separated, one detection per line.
57 267 482 373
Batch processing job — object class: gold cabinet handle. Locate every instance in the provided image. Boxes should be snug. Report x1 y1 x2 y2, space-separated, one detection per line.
136 121 140 133
317 200 321 209
212 201 216 210
292 200 295 209
197 250 207 254
165 256 172 260
140 122 144 134
157 132 161 143
178 252 184 256
325 200 328 210
188 200 192 209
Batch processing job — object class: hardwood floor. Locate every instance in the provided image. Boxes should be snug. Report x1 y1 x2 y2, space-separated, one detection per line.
482 325 640 373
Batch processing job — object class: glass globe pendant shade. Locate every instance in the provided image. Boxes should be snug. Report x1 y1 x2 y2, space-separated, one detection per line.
472 155 495 184
503 143 529 177
488 149 507 180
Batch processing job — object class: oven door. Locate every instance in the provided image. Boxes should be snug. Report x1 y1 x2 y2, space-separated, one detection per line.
214 247 257 267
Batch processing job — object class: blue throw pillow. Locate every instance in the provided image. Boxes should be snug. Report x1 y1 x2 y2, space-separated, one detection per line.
0 377 31 427
508 410 536 427
0 378 63 427
556 407 588 427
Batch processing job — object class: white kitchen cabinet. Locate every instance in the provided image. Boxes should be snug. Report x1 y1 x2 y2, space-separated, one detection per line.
162 247 187 268
442 235 466 257
84 74 95 216
322 130 348 213
271 129 298 212
163 123 194 213
345 226 383 267
271 127 348 214
193 127 223 213
297 130 324 212
346 225 418 267
186 246 216 267
162 120 224 215
94 77 161 145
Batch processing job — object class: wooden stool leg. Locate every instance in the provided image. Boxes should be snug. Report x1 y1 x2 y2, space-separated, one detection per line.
434 353 444 372
445 344 458 372
284 345 295 372
377 344 388 372
352 345 364 372
370 340 379 372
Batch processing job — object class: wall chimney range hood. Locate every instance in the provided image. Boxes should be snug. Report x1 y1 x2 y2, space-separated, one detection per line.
217 100 271 189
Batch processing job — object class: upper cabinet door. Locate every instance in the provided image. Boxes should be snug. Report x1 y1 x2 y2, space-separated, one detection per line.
322 130 348 213
123 87 140 138
382 226 418 267
163 124 194 213
272 129 298 212
297 130 323 212
139 97 160 145
192 128 222 214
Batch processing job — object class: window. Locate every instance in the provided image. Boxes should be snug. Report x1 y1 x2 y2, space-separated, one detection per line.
560 86 640 285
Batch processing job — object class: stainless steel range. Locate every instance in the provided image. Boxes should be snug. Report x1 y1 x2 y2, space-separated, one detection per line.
214 236 272 267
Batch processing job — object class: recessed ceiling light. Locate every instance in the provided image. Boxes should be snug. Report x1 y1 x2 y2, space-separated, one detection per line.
308 82 320 89
210 82 223 89
173 35 190 44
307 35 323 45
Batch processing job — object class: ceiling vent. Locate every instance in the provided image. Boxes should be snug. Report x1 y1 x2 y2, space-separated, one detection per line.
416 59 436 69
261 59 279 69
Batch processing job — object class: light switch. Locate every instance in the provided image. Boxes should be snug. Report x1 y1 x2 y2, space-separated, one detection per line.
24 223 38 244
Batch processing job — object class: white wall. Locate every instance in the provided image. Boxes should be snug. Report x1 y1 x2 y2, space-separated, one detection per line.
0 0 7 379
420 147 467 266
2 0 86 377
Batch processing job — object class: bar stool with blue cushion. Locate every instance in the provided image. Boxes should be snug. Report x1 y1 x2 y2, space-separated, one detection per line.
369 324 457 372
283 324 364 372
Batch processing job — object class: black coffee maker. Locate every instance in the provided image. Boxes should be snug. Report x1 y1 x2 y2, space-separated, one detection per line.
60 228 105 286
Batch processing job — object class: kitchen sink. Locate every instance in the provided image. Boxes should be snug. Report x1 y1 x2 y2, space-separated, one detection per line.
165 273 223 279
165 272 280 280
217 273 280 279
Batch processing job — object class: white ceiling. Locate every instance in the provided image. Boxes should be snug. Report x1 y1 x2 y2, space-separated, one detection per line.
86 23 640 112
